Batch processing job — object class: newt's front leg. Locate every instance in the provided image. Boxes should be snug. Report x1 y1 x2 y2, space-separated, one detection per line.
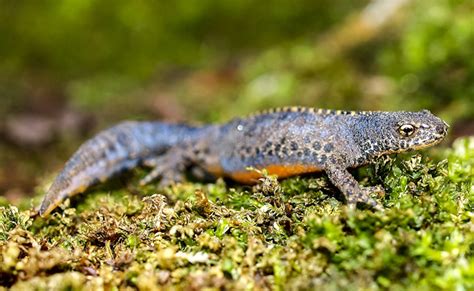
324 164 384 211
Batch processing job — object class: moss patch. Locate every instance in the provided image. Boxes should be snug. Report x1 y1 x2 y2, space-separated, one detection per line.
1 137 473 290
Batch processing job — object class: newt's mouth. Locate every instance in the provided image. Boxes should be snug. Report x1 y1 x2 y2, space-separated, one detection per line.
411 138 445 151
377 134 447 157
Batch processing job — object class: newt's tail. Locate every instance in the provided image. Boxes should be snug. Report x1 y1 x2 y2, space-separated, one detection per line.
39 121 201 216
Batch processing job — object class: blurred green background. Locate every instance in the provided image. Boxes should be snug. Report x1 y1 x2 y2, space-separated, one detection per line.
0 0 473 202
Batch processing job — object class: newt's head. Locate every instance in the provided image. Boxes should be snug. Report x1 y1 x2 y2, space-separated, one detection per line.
354 110 449 158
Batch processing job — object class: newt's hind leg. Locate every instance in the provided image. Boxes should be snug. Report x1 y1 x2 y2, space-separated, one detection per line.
324 165 384 211
140 148 189 186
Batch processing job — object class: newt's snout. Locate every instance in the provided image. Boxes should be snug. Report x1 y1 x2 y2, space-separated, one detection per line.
436 122 449 136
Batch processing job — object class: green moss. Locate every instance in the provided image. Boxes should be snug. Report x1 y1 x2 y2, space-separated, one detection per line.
0 137 473 289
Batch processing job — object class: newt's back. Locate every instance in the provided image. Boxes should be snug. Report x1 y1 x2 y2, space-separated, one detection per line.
212 109 358 181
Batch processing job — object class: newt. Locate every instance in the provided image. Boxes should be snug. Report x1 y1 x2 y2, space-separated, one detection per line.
39 107 448 216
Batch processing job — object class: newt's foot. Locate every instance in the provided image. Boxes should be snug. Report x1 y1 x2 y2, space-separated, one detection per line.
140 155 186 186
347 186 385 211
140 166 184 187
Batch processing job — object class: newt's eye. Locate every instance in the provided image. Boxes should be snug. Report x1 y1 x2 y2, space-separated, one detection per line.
398 124 416 137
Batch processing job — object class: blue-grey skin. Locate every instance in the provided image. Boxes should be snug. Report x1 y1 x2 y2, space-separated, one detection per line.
39 121 210 215
39 107 448 216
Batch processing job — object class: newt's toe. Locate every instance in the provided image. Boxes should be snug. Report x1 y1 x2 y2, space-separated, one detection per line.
347 186 384 211
140 165 166 185
361 186 385 211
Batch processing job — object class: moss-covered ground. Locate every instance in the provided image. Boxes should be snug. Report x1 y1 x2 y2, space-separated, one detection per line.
1 137 473 290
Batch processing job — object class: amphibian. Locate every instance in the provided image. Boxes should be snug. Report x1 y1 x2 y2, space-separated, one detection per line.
39 107 448 216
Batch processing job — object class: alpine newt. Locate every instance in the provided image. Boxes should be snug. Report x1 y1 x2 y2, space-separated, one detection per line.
39 107 448 216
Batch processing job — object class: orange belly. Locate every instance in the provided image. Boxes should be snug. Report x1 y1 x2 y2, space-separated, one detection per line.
228 164 322 184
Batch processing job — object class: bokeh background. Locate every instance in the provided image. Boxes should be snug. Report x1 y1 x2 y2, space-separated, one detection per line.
0 0 473 203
